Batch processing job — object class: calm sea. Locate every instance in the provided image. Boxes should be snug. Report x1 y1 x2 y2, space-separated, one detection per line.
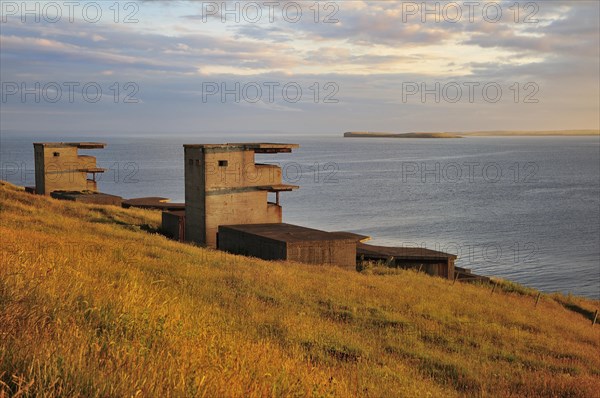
2 133 599 299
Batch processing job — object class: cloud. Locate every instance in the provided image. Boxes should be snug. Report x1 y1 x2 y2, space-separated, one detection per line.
0 0 598 133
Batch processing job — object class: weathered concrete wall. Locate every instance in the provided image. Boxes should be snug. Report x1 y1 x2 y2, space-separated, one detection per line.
218 227 287 260
34 145 46 194
184 147 206 245
448 259 455 280
162 211 185 242
205 191 280 248
218 226 357 267
381 259 454 280
204 150 280 189
287 240 356 268
419 260 454 279
266 203 282 221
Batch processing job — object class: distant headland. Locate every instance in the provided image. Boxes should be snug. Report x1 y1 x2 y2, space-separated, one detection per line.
344 130 600 139
344 132 462 139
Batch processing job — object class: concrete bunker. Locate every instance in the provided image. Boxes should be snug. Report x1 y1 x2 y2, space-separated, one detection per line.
33 142 107 195
356 243 457 279
32 142 122 205
183 143 299 248
218 223 361 268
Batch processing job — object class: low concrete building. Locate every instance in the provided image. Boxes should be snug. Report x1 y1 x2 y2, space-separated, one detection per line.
33 142 106 195
184 143 299 248
218 223 360 268
50 191 122 206
357 243 457 279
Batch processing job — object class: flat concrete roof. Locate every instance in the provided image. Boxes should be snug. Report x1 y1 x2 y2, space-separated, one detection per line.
183 143 299 153
122 197 185 211
256 184 299 192
357 243 457 260
163 210 186 217
33 142 106 149
331 231 371 242
219 223 358 243
50 191 121 199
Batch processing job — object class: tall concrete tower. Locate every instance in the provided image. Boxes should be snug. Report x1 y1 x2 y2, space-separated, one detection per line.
183 143 299 247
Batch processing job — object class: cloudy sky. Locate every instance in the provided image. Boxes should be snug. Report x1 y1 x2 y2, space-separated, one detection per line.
1 0 598 135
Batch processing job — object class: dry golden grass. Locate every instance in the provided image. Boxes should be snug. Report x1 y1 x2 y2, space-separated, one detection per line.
1 181 599 397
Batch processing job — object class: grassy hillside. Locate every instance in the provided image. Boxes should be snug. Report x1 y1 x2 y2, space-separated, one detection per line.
1 181 599 397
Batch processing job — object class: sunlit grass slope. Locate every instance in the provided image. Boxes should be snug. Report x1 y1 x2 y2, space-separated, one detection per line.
1 181 599 397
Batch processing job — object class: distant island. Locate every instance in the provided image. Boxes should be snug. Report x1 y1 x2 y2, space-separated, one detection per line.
344 132 462 139
344 130 600 138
